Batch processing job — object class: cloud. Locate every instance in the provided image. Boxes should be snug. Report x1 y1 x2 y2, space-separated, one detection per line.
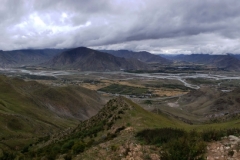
0 0 240 54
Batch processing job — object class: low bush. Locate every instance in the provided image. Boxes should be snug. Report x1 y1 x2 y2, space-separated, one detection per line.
61 140 74 153
201 128 240 142
144 100 152 105
161 131 206 160
72 142 86 154
136 128 185 146
201 129 224 142
136 128 240 160
0 151 16 160
110 145 118 151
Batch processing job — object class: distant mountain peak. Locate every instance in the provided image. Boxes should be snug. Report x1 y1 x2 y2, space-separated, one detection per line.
101 49 172 64
45 47 149 71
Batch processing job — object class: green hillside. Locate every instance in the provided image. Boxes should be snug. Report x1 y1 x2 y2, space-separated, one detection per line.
0 76 103 152
1 80 240 159
15 96 180 159
19 97 240 160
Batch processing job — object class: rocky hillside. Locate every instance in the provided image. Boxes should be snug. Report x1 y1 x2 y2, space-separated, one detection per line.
207 135 240 160
177 87 240 120
46 47 149 71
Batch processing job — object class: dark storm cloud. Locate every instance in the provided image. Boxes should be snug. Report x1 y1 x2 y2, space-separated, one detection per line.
125 1 240 40
0 0 240 54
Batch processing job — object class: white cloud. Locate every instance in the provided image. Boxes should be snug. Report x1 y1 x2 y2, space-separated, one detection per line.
0 0 240 54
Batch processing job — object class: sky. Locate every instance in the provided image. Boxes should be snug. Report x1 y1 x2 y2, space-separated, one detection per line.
1 0 240 54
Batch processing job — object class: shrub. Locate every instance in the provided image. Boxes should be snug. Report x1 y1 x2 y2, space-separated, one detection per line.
136 128 185 146
201 128 240 142
136 128 206 160
115 126 126 133
106 133 117 140
72 142 86 154
45 153 56 160
144 100 152 105
52 145 61 154
61 140 74 153
228 150 234 157
86 139 95 147
136 128 240 160
37 135 50 143
201 129 225 142
0 151 16 160
64 153 72 160
21 146 29 153
118 110 124 114
161 135 206 160
225 128 240 136
110 145 118 151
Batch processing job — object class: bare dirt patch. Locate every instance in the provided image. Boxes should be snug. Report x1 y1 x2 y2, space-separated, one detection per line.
153 89 187 97
167 102 179 108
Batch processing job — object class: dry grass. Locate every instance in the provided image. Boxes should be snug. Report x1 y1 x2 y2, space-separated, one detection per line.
117 80 144 88
152 89 187 97
79 78 189 99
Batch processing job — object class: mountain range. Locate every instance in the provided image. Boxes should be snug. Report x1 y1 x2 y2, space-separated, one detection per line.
163 54 240 71
0 49 64 67
45 47 149 71
101 49 171 64
0 47 240 71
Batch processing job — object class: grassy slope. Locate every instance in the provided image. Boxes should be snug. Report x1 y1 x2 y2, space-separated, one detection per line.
154 85 240 124
0 76 103 150
3 95 239 159
1 77 240 158
74 97 240 159
117 97 240 131
122 97 183 129
19 96 184 159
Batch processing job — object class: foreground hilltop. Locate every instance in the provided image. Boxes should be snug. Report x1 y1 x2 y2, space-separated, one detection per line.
20 96 180 159
45 47 149 71
15 96 240 160
2 95 240 159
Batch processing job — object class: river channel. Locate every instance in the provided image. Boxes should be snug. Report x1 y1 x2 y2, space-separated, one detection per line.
1 68 240 89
